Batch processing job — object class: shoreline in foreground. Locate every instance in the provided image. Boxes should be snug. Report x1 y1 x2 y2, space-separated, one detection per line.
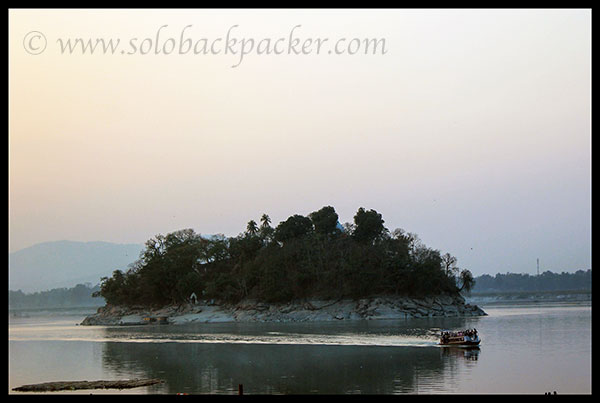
12 379 163 392
80 294 487 326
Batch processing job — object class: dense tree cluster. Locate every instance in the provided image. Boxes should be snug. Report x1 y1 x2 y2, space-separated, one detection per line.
96 206 474 307
473 270 591 292
9 283 102 309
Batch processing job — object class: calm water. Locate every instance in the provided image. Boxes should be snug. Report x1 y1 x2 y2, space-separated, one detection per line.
8 300 591 394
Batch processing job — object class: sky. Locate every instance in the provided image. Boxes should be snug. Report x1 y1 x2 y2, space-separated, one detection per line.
9 9 591 277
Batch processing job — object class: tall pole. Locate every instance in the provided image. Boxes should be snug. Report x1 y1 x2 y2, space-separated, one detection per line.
536 258 540 292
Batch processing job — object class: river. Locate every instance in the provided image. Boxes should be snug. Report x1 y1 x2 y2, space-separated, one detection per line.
8 299 591 394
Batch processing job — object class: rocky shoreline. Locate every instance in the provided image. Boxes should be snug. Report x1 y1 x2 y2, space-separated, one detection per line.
80 294 486 326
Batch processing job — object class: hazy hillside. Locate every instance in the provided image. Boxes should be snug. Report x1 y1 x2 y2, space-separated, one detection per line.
9 240 144 293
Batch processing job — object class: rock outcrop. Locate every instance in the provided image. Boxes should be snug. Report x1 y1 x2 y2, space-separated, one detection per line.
80 294 486 326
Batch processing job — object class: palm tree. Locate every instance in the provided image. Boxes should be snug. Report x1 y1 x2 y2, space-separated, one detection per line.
260 214 271 228
246 220 259 236
258 214 274 244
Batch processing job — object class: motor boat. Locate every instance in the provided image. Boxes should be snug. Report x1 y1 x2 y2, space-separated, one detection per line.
439 328 480 346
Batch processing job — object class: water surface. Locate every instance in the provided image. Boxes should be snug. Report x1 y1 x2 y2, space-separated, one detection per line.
8 301 591 394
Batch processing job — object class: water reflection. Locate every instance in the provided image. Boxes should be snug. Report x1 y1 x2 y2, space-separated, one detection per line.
99 319 482 394
103 342 447 394
441 346 480 362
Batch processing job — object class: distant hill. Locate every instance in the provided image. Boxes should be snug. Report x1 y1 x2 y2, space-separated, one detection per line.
9 240 144 293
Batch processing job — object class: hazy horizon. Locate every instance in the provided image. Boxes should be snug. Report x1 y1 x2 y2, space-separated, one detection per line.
9 9 591 277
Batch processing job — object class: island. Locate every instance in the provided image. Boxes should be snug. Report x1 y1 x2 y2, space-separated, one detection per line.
81 206 486 325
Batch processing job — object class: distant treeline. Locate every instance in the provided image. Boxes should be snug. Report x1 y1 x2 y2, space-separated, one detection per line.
9 283 104 309
96 206 476 307
472 270 591 293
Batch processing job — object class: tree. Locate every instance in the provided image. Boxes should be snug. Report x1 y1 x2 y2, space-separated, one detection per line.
95 207 473 307
129 228 206 305
274 215 314 244
309 206 340 237
205 235 229 263
441 253 459 278
458 269 475 293
246 220 259 237
228 234 262 265
260 214 271 228
352 207 386 244
97 270 128 305
259 213 275 243
341 222 355 236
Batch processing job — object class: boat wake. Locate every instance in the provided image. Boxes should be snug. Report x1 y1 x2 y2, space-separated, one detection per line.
10 320 445 347
11 328 440 347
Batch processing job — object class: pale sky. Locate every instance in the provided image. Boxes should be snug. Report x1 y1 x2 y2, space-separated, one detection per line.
9 9 591 277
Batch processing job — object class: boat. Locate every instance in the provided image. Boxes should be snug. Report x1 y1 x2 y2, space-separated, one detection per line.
439 328 480 346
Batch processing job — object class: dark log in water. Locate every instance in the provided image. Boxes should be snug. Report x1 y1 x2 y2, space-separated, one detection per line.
12 378 162 392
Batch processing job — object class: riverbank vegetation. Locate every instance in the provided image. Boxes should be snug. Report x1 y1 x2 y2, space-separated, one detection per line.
472 269 591 293
9 283 102 309
95 206 475 307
